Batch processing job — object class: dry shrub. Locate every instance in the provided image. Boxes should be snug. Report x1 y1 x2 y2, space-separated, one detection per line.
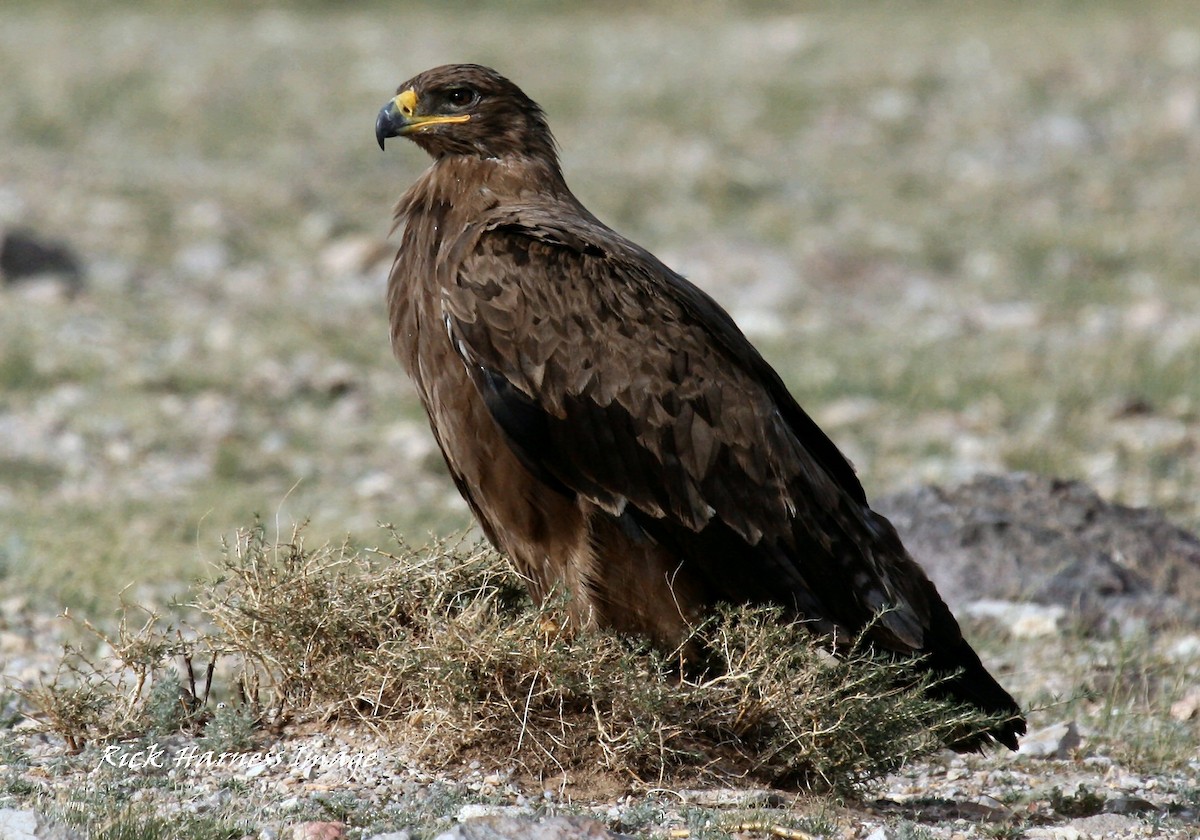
196 523 1005 792
20 609 207 752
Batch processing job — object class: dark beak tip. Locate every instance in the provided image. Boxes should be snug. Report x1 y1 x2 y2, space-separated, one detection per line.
375 107 394 151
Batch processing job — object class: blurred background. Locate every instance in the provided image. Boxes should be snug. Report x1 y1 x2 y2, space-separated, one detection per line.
2 0 1199 611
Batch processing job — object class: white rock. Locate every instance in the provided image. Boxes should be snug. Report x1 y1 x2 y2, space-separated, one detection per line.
0 808 39 840
455 804 530 822
320 235 390 278
244 761 271 778
731 308 785 339
1169 686 1200 721
174 240 228 279
818 396 880 427
1017 721 1083 759
1165 28 1200 66
867 88 913 122
964 600 1064 638
1167 634 1200 661
292 762 319 781
1030 829 1084 840
677 788 779 807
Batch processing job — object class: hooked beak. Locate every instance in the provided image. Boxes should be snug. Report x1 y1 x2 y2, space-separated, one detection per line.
376 88 470 149
375 101 400 150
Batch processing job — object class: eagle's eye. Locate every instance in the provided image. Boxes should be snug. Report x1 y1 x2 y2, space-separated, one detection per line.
444 87 478 109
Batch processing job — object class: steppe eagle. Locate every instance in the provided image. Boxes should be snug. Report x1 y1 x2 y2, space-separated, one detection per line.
375 64 1024 750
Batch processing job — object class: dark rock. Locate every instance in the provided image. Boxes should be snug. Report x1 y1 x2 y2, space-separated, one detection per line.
876 473 1200 632
1103 796 1160 815
0 227 84 293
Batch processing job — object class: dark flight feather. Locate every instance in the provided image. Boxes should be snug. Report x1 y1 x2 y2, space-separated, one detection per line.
378 63 1025 750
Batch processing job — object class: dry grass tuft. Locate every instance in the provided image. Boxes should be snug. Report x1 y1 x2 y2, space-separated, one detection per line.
21 522 1008 792
190 524 1004 792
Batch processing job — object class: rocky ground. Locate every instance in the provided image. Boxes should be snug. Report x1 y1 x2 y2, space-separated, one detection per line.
2 474 1199 839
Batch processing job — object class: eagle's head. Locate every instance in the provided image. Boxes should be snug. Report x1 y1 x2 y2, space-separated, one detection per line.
376 64 557 164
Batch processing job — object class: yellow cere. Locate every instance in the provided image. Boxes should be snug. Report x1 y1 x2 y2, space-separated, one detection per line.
394 89 418 117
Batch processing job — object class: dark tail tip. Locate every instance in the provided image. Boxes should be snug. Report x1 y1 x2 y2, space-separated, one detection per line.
947 709 1026 753
931 640 1026 752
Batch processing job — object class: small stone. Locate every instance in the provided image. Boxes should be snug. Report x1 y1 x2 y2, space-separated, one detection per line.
818 396 880 427
1025 830 1081 840
174 240 228 279
243 761 270 778
678 788 782 807
319 235 391 277
964 600 1064 638
6 275 78 303
1167 634 1200 660
455 804 530 822
1016 721 1083 759
0 630 31 653
289 821 345 840
365 833 412 840
1169 686 1200 721
1101 766 1142 789
298 762 322 781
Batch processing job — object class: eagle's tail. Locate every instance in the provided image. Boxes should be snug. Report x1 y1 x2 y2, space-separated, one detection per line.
921 596 1026 751
860 508 1026 751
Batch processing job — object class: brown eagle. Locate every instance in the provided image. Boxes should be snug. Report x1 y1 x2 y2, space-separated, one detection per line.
376 64 1024 750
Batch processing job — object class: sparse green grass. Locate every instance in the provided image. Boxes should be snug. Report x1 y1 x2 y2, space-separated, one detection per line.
1049 783 1107 819
1005 622 1200 776
0 341 47 392
896 823 940 840
57 804 249 840
197 703 257 754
